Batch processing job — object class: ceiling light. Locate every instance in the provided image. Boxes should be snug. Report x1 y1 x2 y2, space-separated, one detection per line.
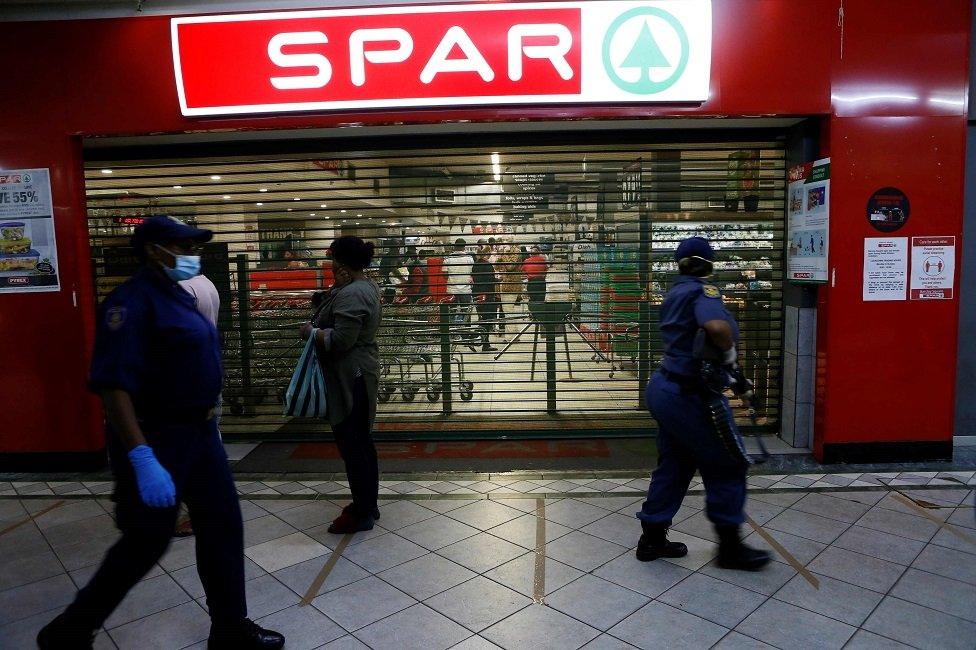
259 188 268 192
310 213 316 217
320 204 327 208
101 169 113 174
287 208 293 212
491 152 501 182
222 195 231 200
256 202 263 206
356 222 360 225
293 197 301 201
341 209 347 213
357 213 362 217
210 175 221 180
172 185 182 189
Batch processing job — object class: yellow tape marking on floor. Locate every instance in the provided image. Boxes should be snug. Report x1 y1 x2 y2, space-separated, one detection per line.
301 533 354 606
745 514 820 590
533 498 546 604
0 500 66 538
891 493 976 548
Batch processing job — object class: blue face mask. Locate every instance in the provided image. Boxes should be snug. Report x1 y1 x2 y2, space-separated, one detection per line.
156 245 201 281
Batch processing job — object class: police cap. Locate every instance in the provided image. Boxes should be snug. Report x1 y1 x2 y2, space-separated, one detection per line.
131 216 213 252
674 236 715 262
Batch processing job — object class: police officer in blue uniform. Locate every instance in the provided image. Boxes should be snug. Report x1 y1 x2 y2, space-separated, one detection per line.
39 217 284 649
636 237 770 571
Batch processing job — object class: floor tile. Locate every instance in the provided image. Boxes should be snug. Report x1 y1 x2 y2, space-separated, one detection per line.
397 516 481 551
104 573 191 629
545 531 629 572
741 527 827 566
672 511 720 543
377 500 440 530
928 525 976 556
108 600 211 649
419 499 481 514
711 631 777 649
273 554 369 599
305 520 388 550
592 551 692 598
243 514 298 548
843 629 915 649
748 492 805 508
312 576 416 632
274 501 344 531
436 532 527 573
544 499 612 528
484 553 583 598
450 635 506 649
0 573 76 626
609 600 728 649
447 500 524 530
378 553 476 600
245 531 329 573
354 603 471 650
483 603 600 650
342 532 428 573
547 574 650 631
700 557 796 596
580 512 641 548
790 493 872 524
744 499 785 526
734 599 855 649
54 530 122 572
773 572 883 626
764 508 850 544
488 513 573 550
0 545 65 591
855 507 939 543
863 596 976 650
41 514 117 550
806 546 906 593
579 635 640 649
659 573 766 628
255 499 315 514
425 575 531 632
577 497 643 513
947 506 976 530
874 493 952 520
241 573 301 619
890 567 976 622
830 525 926 566
255 603 345 650
320 635 372 649
911 543 976 585
31 500 105 530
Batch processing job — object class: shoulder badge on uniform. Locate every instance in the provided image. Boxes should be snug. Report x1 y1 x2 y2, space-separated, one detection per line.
106 306 127 331
702 284 721 298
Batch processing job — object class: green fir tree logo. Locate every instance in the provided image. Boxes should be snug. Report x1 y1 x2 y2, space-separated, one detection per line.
620 21 670 83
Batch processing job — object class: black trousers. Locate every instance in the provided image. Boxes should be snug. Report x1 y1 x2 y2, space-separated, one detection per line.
333 377 379 518
475 292 499 340
64 419 245 628
527 278 546 304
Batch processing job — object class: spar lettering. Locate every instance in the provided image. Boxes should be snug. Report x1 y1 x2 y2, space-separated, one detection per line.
267 24 574 90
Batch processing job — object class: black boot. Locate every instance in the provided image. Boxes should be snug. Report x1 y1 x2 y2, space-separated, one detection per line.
716 525 770 571
636 522 688 561
37 613 96 650
209 618 285 649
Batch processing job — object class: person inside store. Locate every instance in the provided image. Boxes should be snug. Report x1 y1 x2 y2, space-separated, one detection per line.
522 244 549 305
635 236 769 572
402 245 428 302
283 247 311 269
38 216 285 650
300 236 382 533
495 243 524 330
486 237 504 324
472 245 500 352
445 238 475 323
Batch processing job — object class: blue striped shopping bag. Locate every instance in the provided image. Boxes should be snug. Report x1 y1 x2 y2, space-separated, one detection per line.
283 334 327 418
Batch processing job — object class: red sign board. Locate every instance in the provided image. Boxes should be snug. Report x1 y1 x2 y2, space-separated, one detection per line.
171 1 712 116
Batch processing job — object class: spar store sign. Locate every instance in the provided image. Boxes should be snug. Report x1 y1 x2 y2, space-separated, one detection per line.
171 1 711 116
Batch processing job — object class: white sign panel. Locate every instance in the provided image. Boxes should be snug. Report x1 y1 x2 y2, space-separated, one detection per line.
863 237 907 301
910 236 955 300
0 169 60 293
787 158 829 283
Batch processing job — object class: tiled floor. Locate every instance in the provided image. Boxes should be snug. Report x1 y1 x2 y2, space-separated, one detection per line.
1 480 974 649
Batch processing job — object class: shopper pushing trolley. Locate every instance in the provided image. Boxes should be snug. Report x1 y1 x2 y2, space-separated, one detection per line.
636 237 770 572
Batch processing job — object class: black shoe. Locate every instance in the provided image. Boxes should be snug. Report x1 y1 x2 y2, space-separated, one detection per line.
341 503 380 521
482 345 499 352
209 618 284 649
716 525 770 571
37 613 95 650
635 523 688 562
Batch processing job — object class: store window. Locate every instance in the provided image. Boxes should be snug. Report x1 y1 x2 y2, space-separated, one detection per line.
84 136 786 439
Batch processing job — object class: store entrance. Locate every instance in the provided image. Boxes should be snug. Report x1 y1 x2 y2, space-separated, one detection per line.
84 133 786 440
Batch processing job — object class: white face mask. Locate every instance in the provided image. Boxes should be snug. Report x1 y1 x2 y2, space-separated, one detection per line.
155 244 201 281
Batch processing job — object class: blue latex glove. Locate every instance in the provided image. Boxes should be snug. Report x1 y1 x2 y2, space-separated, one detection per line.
127 445 177 508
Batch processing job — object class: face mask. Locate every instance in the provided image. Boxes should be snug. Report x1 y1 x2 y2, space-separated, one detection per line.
156 245 201 281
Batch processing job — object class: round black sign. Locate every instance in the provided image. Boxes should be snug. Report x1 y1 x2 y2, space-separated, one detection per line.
866 187 910 233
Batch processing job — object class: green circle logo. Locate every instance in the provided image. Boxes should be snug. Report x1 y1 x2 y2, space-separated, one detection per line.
602 7 690 94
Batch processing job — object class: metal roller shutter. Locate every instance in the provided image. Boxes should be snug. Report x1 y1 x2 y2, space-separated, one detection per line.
84 134 786 440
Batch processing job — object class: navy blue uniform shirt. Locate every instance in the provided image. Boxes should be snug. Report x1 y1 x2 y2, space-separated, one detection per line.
89 268 223 416
660 275 739 376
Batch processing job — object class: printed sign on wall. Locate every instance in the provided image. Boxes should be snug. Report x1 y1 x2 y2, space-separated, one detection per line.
863 237 908 301
787 158 830 283
0 169 60 293
171 1 712 116
910 236 955 300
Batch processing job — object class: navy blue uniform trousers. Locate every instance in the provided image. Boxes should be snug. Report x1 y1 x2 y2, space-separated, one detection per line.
639 371 747 527
64 419 245 627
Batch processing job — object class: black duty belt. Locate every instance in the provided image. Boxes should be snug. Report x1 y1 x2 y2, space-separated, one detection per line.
660 368 704 393
138 406 215 425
